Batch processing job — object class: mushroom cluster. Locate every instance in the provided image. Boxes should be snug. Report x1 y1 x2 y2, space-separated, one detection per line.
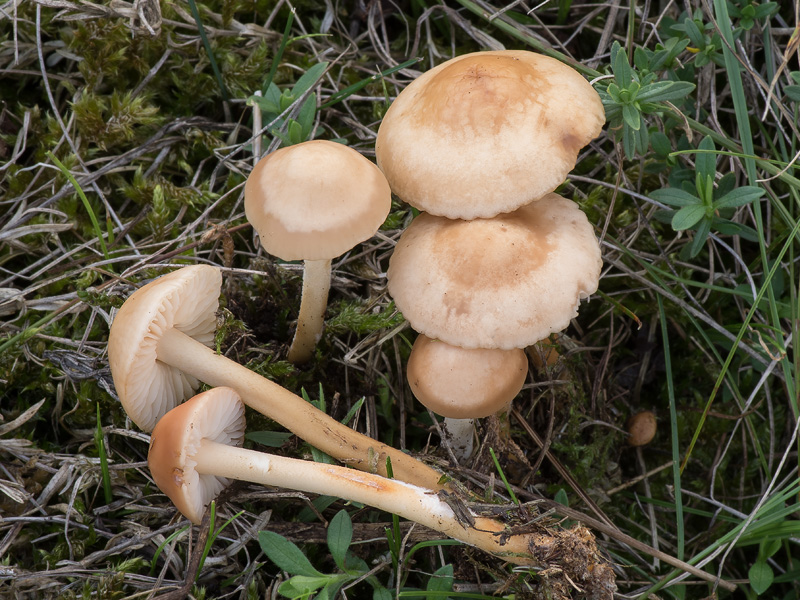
377 50 606 456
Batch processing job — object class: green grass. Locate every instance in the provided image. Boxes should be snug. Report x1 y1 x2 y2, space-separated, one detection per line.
1 0 799 598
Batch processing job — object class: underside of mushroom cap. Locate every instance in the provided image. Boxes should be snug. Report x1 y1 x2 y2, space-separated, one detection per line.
148 387 246 524
387 194 602 349
376 50 605 220
244 140 392 261
108 265 222 431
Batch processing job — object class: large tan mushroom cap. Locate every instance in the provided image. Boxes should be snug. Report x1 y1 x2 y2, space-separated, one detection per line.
387 193 602 349
148 387 246 524
376 50 605 220
244 140 392 261
407 335 528 419
108 265 221 431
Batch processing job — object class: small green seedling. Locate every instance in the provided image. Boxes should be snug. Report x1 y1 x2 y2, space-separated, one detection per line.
598 42 696 159
651 135 763 258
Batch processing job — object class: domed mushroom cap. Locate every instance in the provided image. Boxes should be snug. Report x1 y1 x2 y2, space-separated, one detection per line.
108 265 221 431
407 335 528 419
387 193 602 350
376 50 605 220
245 140 392 261
148 387 246 524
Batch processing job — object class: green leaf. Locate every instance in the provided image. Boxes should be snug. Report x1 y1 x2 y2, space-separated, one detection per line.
759 538 782 560
297 93 317 140
684 216 712 258
650 131 672 157
672 204 707 230
327 510 353 571
611 42 633 86
373 587 393 600
426 564 454 598
278 575 332 596
258 531 324 577
622 103 641 130
636 80 696 103
713 219 759 242
713 186 764 209
683 17 706 48
784 85 800 102
695 136 716 182
553 488 570 506
651 188 701 207
291 62 329 97
749 561 774 595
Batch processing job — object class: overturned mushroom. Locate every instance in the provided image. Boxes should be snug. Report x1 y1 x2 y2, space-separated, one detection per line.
108 264 444 491
148 386 614 579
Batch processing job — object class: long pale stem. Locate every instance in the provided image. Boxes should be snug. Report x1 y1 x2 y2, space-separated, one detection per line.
195 439 544 564
287 258 331 364
156 327 445 491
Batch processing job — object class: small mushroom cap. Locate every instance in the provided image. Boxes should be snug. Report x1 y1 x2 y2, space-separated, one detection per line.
108 265 221 432
376 50 605 219
407 335 528 419
387 193 602 350
148 387 246 524
627 411 657 447
244 140 392 261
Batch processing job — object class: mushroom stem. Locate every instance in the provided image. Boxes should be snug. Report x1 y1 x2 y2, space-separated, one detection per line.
192 438 541 564
442 417 475 460
287 258 332 364
155 326 445 491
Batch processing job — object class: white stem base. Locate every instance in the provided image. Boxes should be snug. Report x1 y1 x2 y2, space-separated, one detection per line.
442 417 475 461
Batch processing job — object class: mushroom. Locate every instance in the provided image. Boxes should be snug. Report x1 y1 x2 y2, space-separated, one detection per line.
108 264 445 491
407 334 528 459
387 193 602 350
375 50 604 219
148 386 554 565
627 411 657 447
244 140 391 363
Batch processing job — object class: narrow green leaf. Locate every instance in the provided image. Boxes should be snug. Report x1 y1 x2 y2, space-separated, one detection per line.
784 85 800 102
297 93 317 140
651 187 701 207
291 61 329 97
684 216 712 258
713 186 764 209
636 80 695 103
258 530 324 577
672 204 707 230
327 510 353 571
278 575 331 595
695 136 716 182
621 102 641 130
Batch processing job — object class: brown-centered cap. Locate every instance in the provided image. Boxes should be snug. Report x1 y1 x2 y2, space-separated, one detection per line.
244 140 392 261
407 335 528 419
376 50 605 220
387 193 602 350
108 265 221 432
148 387 246 524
